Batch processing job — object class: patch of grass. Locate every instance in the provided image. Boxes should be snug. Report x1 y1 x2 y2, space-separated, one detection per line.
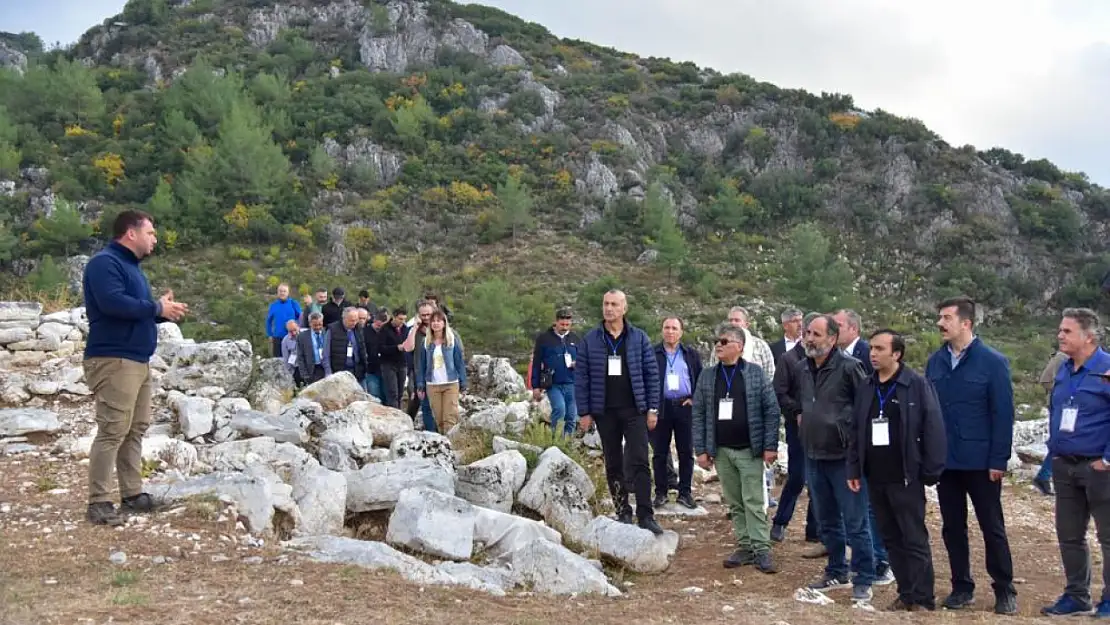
111 591 149 606
182 493 221 521
453 428 495 465
35 474 60 493
110 571 141 588
140 458 160 479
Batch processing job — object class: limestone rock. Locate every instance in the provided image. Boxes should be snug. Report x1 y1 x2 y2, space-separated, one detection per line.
298 371 370 411
147 472 281 534
290 464 347 536
0 373 30 404
229 410 308 445
142 435 199 474
499 538 620 597
518 447 596 536
578 516 680 573
163 340 253 394
389 430 454 471
284 535 505 595
0 302 41 323
489 44 526 68
200 437 320 483
0 408 61 436
0 327 34 345
472 505 562 558
167 392 215 440
344 458 455 512
386 487 476 561
466 355 526 400
363 401 414 447
491 435 543 456
249 358 296 415
35 322 74 343
157 322 184 341
456 450 527 513
317 402 377 465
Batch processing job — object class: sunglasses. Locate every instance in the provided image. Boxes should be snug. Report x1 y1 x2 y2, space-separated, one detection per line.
715 338 738 346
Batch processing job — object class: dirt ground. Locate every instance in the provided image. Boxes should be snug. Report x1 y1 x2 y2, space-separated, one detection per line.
0 450 1072 625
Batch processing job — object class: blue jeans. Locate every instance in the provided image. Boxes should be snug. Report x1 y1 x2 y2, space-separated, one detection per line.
363 374 383 402
1036 450 1053 481
421 394 435 432
807 457 876 587
548 383 577 436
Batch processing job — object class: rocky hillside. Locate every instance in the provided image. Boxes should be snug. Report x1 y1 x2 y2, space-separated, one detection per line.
1 0 1107 358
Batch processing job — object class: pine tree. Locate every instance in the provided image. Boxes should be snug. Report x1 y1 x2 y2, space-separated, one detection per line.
780 222 856 311
495 174 534 242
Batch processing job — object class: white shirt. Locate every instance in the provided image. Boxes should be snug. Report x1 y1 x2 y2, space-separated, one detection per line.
785 336 800 354
843 336 860 357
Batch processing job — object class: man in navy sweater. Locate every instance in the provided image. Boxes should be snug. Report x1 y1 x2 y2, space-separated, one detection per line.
925 296 1017 615
576 290 664 535
82 210 188 526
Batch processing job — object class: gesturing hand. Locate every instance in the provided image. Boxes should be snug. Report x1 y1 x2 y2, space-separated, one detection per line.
159 290 188 321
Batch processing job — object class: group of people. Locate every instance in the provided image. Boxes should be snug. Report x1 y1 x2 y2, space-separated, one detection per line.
265 285 466 434
75 209 1110 617
566 290 1110 617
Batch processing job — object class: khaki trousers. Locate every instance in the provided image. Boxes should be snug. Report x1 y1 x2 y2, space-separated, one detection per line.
83 357 153 504
427 382 460 433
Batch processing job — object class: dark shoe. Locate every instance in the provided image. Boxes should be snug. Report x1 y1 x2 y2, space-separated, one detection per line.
754 551 777 574
676 493 697 509
1094 599 1110 618
86 502 125 526
652 493 668 508
723 548 754 568
121 493 156 513
874 563 896 586
994 593 1018 615
943 591 975 610
808 575 852 591
617 510 635 524
770 524 786 543
1033 477 1054 496
638 516 664 536
667 479 679 492
1041 594 1094 616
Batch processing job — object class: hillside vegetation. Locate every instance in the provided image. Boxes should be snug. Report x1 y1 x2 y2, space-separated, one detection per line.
0 0 1106 400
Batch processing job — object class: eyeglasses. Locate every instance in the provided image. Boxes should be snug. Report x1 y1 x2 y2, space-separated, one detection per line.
715 338 736 346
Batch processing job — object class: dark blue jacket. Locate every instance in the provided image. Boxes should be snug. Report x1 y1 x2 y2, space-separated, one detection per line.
849 338 873 376
530 327 581 387
925 338 1014 471
654 342 703 403
576 320 659 416
82 241 166 363
266 298 302 338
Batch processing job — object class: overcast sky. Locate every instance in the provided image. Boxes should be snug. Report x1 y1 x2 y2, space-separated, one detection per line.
3 0 1108 185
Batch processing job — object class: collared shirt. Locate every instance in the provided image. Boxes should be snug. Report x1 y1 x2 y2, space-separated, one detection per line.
947 336 977 369
346 329 359 367
843 336 860 358
311 331 324 364
281 333 298 370
1049 348 1110 460
662 345 692 400
785 336 800 354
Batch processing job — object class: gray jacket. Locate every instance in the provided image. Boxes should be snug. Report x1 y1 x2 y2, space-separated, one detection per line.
796 349 867 461
692 361 781 459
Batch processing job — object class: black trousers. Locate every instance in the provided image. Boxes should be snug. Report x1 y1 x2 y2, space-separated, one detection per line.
870 479 935 607
598 406 653 520
306 364 326 384
271 337 283 358
380 361 406 408
650 398 693 497
1053 455 1110 605
937 469 1015 596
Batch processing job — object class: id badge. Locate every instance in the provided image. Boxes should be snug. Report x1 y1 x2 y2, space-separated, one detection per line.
287 354 297 365
667 373 680 391
565 352 574 369
872 418 890 447
346 345 354 358
718 398 733 421
607 356 622 376
1062 406 1079 433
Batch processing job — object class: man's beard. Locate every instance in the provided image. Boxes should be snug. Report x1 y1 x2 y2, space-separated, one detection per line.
804 343 831 359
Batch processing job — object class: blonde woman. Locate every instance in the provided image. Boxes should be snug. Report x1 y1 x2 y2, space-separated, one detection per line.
415 309 467 433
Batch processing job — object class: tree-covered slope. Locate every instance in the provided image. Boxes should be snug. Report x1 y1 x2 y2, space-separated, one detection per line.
0 0 1106 375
